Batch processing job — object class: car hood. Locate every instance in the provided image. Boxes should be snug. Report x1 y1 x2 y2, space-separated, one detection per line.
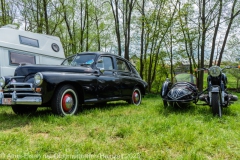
14 64 95 76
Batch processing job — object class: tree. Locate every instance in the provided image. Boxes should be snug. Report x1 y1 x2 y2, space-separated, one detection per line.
176 2 197 75
209 0 222 67
217 0 240 66
143 0 179 92
109 0 122 56
136 0 145 78
122 0 137 60
0 0 16 26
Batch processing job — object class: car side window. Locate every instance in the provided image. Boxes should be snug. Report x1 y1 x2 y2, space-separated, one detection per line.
96 56 113 70
116 58 130 72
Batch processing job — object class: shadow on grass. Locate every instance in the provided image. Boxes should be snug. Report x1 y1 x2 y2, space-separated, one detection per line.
0 107 54 131
0 101 131 128
161 104 195 116
0 101 131 119
160 101 239 118
82 101 130 112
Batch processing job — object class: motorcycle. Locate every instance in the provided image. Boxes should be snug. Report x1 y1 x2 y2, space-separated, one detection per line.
161 66 239 117
197 66 238 117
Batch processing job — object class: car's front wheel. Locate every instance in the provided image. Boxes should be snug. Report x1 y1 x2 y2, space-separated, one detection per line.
12 106 38 115
51 84 79 116
128 87 142 106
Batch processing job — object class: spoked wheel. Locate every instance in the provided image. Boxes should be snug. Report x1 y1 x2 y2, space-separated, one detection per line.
12 106 38 115
212 92 222 117
51 84 79 116
128 87 142 106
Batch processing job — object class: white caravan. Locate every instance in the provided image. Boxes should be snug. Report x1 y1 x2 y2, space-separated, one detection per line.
0 25 65 76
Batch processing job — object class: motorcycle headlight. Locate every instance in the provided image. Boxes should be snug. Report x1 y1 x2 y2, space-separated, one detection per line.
0 76 5 87
209 66 221 77
34 72 43 86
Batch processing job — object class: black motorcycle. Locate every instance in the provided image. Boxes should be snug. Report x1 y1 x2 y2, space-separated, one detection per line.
161 66 238 117
197 66 238 117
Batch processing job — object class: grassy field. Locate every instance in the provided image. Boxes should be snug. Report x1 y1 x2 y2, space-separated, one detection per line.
0 94 240 159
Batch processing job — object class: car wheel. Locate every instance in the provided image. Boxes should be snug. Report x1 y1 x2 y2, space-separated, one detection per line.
12 106 38 115
129 87 142 106
51 84 79 116
212 92 222 117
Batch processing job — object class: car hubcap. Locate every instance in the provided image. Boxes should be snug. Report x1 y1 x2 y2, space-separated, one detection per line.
133 91 139 103
62 93 73 112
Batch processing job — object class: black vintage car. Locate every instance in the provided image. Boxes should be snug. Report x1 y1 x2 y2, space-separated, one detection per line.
0 52 148 116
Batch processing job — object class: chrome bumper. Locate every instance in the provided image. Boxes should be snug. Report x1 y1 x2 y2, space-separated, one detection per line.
0 80 42 105
1 91 42 105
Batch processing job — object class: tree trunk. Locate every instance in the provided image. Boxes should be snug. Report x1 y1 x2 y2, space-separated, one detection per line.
110 0 122 56
123 0 136 60
43 0 49 34
60 0 76 54
217 0 240 66
85 0 89 51
1 0 5 25
199 0 206 91
139 0 145 79
209 0 222 67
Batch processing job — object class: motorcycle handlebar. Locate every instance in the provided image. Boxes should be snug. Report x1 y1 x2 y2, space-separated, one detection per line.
195 65 240 72
194 68 207 72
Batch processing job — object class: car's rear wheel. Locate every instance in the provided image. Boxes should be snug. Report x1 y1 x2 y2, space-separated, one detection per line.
11 106 38 115
128 87 142 106
51 84 79 116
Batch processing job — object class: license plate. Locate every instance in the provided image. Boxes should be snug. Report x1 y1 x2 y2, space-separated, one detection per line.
2 98 12 105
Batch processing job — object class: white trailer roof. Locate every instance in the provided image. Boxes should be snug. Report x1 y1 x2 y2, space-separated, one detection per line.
0 26 65 59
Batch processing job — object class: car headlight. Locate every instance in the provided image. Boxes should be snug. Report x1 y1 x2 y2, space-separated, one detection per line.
0 76 5 87
34 73 43 86
209 66 221 77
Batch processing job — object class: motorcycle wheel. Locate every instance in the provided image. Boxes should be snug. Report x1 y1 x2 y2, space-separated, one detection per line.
163 100 168 108
212 92 222 117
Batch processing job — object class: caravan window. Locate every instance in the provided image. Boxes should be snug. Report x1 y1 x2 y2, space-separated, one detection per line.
9 51 36 65
19 35 39 48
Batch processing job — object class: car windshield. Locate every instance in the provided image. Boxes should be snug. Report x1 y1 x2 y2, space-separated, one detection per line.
173 73 197 84
61 54 96 67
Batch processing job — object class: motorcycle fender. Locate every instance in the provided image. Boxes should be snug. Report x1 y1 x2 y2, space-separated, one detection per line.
211 86 220 93
161 80 171 97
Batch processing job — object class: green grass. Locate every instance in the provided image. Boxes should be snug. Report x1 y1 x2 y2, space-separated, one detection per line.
0 95 240 159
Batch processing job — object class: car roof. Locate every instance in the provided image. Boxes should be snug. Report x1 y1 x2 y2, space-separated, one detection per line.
75 52 127 60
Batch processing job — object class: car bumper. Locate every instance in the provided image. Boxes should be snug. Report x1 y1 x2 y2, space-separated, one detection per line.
0 91 42 105
0 80 42 106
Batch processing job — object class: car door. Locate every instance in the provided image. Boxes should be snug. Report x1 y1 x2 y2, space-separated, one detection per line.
96 56 121 100
115 58 136 97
